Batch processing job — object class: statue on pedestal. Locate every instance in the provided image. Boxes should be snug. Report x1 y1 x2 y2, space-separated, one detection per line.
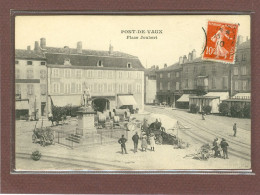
82 87 91 108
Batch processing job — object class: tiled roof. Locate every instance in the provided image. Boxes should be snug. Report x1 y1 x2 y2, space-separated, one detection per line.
15 49 46 60
43 47 144 69
44 47 137 59
156 62 182 72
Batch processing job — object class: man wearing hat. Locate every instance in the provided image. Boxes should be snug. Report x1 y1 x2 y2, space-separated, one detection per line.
132 132 140 153
220 138 229 159
118 135 128 154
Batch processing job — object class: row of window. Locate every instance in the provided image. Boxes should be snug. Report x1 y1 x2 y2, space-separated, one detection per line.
52 69 143 79
159 77 229 90
15 60 46 66
160 82 180 91
15 84 46 96
51 82 142 94
235 53 248 62
234 80 249 91
158 65 248 79
97 60 132 68
233 66 247 76
160 72 180 79
15 69 46 79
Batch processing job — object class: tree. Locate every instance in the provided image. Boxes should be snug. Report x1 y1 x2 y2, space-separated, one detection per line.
243 104 251 118
230 104 242 118
203 105 212 114
219 102 229 116
190 104 199 113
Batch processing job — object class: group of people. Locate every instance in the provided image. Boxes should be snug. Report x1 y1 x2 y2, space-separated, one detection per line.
118 132 156 154
212 138 229 159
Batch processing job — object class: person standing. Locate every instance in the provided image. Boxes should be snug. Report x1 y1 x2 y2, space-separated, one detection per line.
220 138 229 159
141 136 148 152
149 133 156 151
212 138 221 158
132 132 139 153
143 118 150 136
233 123 237 137
118 135 128 154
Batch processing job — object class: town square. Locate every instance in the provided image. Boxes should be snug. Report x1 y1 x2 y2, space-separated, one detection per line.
14 15 251 171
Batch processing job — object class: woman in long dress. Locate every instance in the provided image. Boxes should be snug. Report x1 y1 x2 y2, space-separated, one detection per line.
149 133 156 151
211 25 232 59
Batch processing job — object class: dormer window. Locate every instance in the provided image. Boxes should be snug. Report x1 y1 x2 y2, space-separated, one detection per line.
64 58 71 65
127 62 132 68
97 60 103 67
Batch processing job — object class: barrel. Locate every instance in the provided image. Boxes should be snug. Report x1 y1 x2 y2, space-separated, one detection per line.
98 114 106 123
125 111 131 118
114 109 128 116
109 111 115 118
103 111 110 120
113 116 120 123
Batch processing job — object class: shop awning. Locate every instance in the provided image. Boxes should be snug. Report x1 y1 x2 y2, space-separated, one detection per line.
232 93 251 100
118 95 137 107
51 95 82 107
204 92 229 101
177 94 191 102
16 100 29 110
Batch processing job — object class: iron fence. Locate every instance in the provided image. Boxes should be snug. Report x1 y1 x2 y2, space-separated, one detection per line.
54 128 128 149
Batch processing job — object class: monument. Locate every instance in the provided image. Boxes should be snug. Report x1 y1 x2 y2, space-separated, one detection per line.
76 88 97 138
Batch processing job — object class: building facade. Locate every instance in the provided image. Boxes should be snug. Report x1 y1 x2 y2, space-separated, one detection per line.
41 39 145 112
144 66 157 104
15 46 47 119
155 37 251 110
156 63 182 107
231 39 251 96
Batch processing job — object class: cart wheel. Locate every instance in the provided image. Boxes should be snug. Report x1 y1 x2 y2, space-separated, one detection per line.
32 134 37 143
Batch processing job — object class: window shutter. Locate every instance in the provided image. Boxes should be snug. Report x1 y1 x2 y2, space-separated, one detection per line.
71 83 76 93
60 83 64 93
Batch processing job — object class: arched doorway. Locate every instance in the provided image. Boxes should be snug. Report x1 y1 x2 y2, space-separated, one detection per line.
92 98 110 112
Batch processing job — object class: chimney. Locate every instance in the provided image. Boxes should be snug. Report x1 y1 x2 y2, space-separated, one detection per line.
40 38 46 48
27 46 31 51
164 63 167 68
152 65 156 69
188 52 192 61
183 55 188 63
109 44 113 54
156 65 159 70
246 36 249 41
77 41 82 54
34 41 40 52
237 35 244 45
179 56 183 64
192 49 196 60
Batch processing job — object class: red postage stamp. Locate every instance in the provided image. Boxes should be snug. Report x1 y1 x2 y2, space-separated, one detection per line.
203 21 239 63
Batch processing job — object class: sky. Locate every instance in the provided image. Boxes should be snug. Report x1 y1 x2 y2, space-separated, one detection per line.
15 15 250 69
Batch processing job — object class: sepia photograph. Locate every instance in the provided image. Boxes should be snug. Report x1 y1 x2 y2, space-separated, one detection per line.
14 15 251 171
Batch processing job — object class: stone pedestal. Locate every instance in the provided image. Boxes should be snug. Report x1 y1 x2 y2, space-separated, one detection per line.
76 106 97 137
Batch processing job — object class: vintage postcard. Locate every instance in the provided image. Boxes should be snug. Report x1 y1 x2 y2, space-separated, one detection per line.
14 15 251 172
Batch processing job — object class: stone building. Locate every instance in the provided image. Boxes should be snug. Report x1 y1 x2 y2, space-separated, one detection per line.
155 37 251 110
144 65 157 104
39 39 145 112
156 63 182 107
231 38 251 96
15 43 47 119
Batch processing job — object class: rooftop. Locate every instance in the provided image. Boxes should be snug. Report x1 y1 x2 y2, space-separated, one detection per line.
15 49 46 60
